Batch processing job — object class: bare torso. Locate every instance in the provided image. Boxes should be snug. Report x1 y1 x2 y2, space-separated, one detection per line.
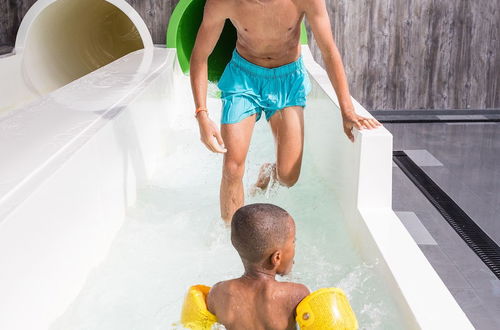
207 278 308 330
227 0 305 68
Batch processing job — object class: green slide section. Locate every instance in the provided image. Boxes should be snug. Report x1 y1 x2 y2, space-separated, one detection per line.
167 0 308 82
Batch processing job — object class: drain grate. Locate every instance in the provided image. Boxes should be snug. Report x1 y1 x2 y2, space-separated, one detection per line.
393 151 500 279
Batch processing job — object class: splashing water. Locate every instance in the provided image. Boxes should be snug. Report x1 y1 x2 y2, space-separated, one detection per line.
50 88 406 330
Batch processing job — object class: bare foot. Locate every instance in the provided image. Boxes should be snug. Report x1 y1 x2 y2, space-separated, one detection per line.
257 163 276 189
249 163 276 197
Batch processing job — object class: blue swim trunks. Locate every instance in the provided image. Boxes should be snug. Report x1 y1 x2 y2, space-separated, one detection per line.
217 48 312 124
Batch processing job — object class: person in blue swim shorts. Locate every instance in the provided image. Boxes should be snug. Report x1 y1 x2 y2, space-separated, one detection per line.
190 0 382 222
217 48 311 125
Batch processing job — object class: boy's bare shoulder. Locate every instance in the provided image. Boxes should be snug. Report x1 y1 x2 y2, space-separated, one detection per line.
206 279 239 313
276 282 311 309
280 281 310 297
208 279 236 299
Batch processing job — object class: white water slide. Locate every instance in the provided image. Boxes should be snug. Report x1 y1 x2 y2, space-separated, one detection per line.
0 0 473 329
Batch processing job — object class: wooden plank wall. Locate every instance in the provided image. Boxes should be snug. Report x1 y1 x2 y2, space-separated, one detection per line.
1 0 498 110
306 0 499 110
0 0 37 53
0 0 179 48
124 0 179 45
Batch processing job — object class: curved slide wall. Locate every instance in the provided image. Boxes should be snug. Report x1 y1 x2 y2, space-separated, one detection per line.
0 0 153 113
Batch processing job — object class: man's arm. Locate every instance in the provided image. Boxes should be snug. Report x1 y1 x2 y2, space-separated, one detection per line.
303 0 381 141
190 0 228 153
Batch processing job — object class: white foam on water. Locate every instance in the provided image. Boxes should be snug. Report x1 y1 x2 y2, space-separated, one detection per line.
50 76 405 329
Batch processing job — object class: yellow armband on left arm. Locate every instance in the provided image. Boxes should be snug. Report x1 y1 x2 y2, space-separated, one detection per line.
181 285 218 329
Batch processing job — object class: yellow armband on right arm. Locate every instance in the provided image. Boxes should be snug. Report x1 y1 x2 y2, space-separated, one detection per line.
296 288 358 329
181 285 218 329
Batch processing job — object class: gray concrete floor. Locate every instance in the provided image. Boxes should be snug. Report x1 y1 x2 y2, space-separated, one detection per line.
386 121 500 329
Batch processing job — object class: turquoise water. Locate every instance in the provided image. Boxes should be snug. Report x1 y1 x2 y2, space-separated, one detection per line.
50 93 406 329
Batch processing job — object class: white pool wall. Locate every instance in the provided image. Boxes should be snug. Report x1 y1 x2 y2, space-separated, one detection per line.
302 46 473 329
0 48 176 330
0 2 158 326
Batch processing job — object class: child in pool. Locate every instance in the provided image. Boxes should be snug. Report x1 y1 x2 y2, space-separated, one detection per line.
207 203 310 329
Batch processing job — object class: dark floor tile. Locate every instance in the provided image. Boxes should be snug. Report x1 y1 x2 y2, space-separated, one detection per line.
468 315 500 330
392 168 437 212
475 287 500 316
430 263 471 289
448 288 484 312
419 245 454 265
389 120 500 328
422 167 499 244
447 289 500 330
415 211 463 248
460 267 500 292
388 121 500 244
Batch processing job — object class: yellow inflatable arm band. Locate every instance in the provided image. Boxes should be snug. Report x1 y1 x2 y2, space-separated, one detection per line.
180 285 218 329
296 287 358 329
181 286 358 330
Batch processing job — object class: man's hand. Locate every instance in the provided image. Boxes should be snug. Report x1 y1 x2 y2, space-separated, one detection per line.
341 110 383 142
190 0 228 153
197 112 227 153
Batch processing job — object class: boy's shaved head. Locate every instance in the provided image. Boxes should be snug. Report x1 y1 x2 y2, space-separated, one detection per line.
231 203 294 263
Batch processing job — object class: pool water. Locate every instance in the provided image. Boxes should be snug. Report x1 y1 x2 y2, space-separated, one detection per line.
50 87 406 329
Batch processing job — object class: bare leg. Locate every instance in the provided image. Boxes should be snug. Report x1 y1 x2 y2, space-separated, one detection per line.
220 115 256 222
266 106 305 187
